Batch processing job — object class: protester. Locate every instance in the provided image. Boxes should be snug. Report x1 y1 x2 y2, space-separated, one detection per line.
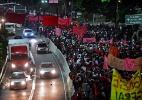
28 16 142 99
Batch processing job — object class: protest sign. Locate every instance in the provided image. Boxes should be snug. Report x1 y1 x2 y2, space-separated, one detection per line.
111 69 142 100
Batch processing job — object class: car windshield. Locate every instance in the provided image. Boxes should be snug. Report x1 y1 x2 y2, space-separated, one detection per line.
5 25 15 28
11 73 25 79
25 30 32 32
11 54 28 60
41 64 53 68
38 43 47 47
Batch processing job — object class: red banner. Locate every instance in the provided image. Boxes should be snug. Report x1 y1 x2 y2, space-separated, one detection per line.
58 18 71 27
73 25 87 38
42 16 58 26
28 16 43 22
124 58 135 71
83 38 96 43
5 13 25 24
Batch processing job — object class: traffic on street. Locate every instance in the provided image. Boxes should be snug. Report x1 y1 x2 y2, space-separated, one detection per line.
0 27 67 100
0 1 142 100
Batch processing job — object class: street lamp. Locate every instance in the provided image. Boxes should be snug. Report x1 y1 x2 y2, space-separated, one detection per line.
41 0 47 4
1 18 5 23
0 17 5 29
116 0 121 28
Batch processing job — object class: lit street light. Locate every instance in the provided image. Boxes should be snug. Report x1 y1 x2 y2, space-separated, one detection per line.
1 18 5 23
41 0 47 3
0 17 5 29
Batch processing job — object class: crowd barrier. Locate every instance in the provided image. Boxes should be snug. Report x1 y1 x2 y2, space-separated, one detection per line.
44 38 75 100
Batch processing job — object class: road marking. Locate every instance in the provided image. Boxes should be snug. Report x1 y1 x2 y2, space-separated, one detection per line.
52 53 67 100
30 51 35 64
28 68 36 100
28 51 36 100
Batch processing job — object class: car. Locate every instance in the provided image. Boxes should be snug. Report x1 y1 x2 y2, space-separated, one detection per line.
22 29 35 37
36 42 49 54
9 71 28 90
39 62 59 78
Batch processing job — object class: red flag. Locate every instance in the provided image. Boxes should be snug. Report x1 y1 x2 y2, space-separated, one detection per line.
42 16 58 26
109 45 120 57
5 13 25 24
58 18 71 28
73 24 87 38
55 28 62 36
124 58 135 71
103 55 109 70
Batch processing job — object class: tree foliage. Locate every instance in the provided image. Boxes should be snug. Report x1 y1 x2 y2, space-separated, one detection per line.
73 0 85 12
72 0 142 22
0 28 8 67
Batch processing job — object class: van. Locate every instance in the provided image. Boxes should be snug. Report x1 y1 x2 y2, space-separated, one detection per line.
5 22 16 36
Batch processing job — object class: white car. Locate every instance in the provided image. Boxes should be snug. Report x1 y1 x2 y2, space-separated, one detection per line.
36 42 49 54
39 62 59 78
23 29 35 37
9 71 28 90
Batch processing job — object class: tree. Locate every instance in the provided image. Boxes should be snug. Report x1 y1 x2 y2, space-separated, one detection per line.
73 0 142 22
101 0 110 2
0 28 8 67
73 0 85 12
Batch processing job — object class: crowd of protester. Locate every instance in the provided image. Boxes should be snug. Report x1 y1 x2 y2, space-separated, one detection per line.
0 5 141 99
30 20 142 100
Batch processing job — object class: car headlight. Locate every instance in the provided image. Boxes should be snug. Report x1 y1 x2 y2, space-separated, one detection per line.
24 63 28 67
30 68 33 72
51 70 56 74
31 33 34 36
11 63 16 68
11 82 14 85
21 81 26 85
40 70 45 74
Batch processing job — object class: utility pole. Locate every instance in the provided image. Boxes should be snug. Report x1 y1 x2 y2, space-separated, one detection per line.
116 0 121 28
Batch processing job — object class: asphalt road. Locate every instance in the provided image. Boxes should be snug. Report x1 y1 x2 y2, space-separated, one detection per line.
0 28 66 100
